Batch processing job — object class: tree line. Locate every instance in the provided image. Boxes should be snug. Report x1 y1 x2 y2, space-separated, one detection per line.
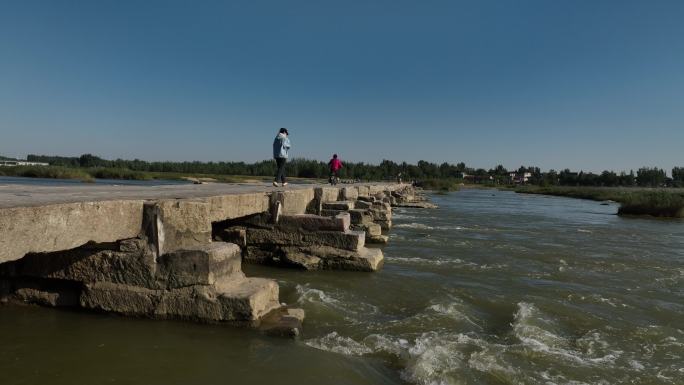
23 153 684 188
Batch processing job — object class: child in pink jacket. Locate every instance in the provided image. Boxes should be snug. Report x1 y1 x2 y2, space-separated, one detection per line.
328 154 343 185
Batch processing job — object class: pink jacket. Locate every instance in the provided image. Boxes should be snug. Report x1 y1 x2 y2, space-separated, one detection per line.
329 158 343 172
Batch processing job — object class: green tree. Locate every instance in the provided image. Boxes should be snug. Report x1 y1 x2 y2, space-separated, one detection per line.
672 167 684 187
636 167 666 187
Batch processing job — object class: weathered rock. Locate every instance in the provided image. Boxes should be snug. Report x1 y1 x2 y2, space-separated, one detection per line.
372 201 392 211
320 209 346 217
244 245 383 272
0 200 144 264
356 195 375 203
0 238 157 288
348 209 373 225
322 201 355 211
214 227 247 247
306 246 383 271
80 276 280 323
367 235 389 244
259 307 305 337
281 250 322 270
375 220 392 230
340 187 359 201
353 200 373 210
277 213 350 232
206 192 270 222
368 185 388 195
272 189 316 215
370 208 392 221
144 200 212 256
4 282 81 307
156 242 243 289
355 186 371 197
246 228 365 251
351 223 382 237
314 187 341 205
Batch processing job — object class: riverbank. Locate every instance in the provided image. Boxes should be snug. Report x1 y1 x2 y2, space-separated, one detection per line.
514 185 684 218
414 178 462 192
0 165 276 184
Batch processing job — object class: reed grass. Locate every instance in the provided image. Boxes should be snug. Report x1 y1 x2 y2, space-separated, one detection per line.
515 186 684 218
415 178 462 192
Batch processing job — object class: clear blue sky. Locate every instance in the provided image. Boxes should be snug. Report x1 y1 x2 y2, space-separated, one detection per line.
1 0 682 172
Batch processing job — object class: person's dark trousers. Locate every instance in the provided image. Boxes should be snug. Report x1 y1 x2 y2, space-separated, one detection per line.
329 171 338 185
275 157 287 183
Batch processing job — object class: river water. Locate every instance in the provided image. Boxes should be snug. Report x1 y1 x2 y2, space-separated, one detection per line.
2 189 683 384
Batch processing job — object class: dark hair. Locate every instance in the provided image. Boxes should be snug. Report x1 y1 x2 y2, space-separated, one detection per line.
333 154 338 158
279 128 288 134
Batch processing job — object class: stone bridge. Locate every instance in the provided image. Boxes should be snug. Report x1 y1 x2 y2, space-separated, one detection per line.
0 182 428 335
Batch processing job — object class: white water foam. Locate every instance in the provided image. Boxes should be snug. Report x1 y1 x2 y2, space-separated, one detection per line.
512 302 622 367
386 256 465 267
295 284 341 307
394 223 435 230
306 329 515 385
294 284 379 323
304 332 372 355
428 301 483 331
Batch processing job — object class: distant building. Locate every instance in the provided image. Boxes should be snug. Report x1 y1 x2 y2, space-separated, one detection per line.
509 172 532 184
0 160 50 167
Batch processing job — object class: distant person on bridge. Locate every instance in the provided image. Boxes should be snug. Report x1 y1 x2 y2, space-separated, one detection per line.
328 154 343 185
272 128 291 187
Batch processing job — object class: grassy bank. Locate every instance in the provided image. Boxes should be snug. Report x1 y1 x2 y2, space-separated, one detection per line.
0 166 266 184
414 178 462 192
0 165 94 182
515 186 684 218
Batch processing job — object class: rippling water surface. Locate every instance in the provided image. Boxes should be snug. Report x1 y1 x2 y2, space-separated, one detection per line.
2 189 683 384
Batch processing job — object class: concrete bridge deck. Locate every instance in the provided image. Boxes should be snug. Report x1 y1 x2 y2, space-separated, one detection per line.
0 182 317 208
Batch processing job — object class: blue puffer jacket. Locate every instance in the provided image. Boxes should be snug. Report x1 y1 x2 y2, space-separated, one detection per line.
272 133 291 159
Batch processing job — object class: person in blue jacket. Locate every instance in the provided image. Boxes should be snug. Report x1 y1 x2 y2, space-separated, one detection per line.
272 128 291 186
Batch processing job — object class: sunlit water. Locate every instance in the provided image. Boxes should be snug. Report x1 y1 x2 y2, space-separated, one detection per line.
2 189 683 384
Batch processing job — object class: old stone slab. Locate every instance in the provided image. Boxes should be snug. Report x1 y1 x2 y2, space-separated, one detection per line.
352 222 382 237
156 242 243 289
80 276 279 322
348 209 373 225
314 187 341 204
322 201 355 211
277 213 350 232
0 200 144 263
273 189 316 215
214 228 247 247
353 200 373 209
0 238 157 288
259 307 305 337
207 192 270 222
246 228 365 251
340 187 359 201
145 199 212 256
355 185 371 197
367 234 389 244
